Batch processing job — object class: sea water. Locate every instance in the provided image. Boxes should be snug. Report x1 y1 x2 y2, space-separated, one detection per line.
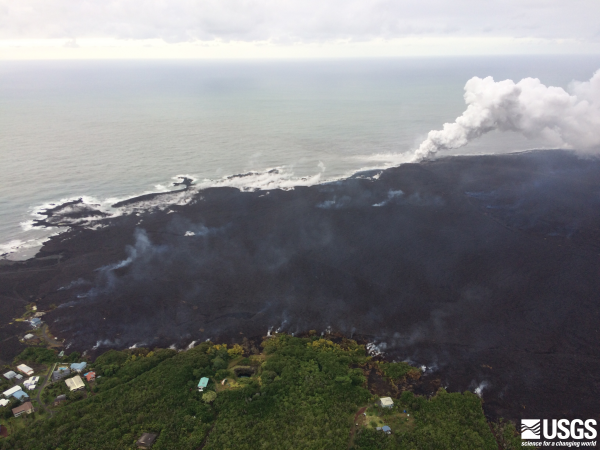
1 56 599 258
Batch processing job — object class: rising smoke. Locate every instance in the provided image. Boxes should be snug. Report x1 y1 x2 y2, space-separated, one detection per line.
415 69 600 160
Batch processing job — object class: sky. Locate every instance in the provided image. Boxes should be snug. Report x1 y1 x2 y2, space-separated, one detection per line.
1 0 600 59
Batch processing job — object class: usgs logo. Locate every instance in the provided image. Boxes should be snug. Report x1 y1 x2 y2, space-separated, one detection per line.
521 419 597 440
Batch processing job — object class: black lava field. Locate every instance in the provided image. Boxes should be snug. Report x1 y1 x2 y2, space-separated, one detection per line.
2 150 600 423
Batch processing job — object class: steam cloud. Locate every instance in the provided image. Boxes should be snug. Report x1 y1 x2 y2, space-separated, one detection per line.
415 69 600 160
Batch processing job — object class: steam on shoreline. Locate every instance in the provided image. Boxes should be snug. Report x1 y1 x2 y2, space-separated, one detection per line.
415 69 600 161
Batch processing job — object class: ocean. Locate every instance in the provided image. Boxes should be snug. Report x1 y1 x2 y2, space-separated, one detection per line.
2 55 599 259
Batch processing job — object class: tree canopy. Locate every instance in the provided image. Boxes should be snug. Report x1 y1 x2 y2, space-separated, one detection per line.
0 335 518 450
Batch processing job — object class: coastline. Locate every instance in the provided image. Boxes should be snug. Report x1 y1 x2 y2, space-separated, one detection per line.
1 149 600 424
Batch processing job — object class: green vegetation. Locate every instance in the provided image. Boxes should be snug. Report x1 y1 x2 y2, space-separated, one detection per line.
490 419 522 450
202 391 217 403
353 390 500 450
0 335 519 449
377 361 421 382
13 348 58 365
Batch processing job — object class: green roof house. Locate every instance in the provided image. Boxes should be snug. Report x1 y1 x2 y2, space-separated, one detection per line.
198 377 209 391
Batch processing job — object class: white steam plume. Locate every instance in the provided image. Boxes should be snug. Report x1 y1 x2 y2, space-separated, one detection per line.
415 69 600 160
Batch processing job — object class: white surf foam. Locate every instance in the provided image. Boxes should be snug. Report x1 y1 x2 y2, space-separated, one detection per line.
1 159 407 261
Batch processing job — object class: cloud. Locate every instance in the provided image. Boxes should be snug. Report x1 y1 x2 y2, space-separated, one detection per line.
415 69 600 160
0 0 599 45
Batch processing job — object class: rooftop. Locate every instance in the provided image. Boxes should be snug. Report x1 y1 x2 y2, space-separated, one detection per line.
12 401 33 415
3 386 22 397
65 375 85 391
136 432 158 448
24 376 39 386
198 377 209 388
17 364 34 375
52 368 71 381
70 362 87 372
12 390 29 400
379 397 394 407
3 371 16 380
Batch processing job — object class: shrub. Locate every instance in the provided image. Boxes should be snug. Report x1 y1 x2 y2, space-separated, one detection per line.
202 391 217 403
14 347 57 364
212 357 227 371
227 344 243 358
215 369 230 380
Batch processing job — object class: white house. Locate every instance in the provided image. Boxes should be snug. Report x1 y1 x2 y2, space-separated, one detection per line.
378 397 394 408
17 364 34 376
24 376 39 390
3 386 22 398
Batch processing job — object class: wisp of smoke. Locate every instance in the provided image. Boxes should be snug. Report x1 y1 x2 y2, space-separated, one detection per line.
415 69 600 160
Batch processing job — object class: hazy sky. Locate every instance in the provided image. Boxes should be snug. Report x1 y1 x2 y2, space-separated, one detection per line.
1 0 599 59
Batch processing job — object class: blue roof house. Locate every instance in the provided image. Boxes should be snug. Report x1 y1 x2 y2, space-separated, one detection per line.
198 377 209 391
12 390 29 401
30 318 42 328
70 362 87 373
382 426 391 434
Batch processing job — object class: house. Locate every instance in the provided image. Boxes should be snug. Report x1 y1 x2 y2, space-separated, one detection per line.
3 386 22 398
0 399 9 407
84 371 96 382
53 394 67 406
24 376 39 386
30 318 42 328
12 390 29 401
52 368 71 382
23 334 34 340
3 371 16 380
12 401 34 418
70 362 87 373
376 426 392 434
198 377 209 391
15 374 23 380
24 377 39 390
378 397 394 408
65 375 85 391
17 364 34 376
136 432 158 449
58 351 65 358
